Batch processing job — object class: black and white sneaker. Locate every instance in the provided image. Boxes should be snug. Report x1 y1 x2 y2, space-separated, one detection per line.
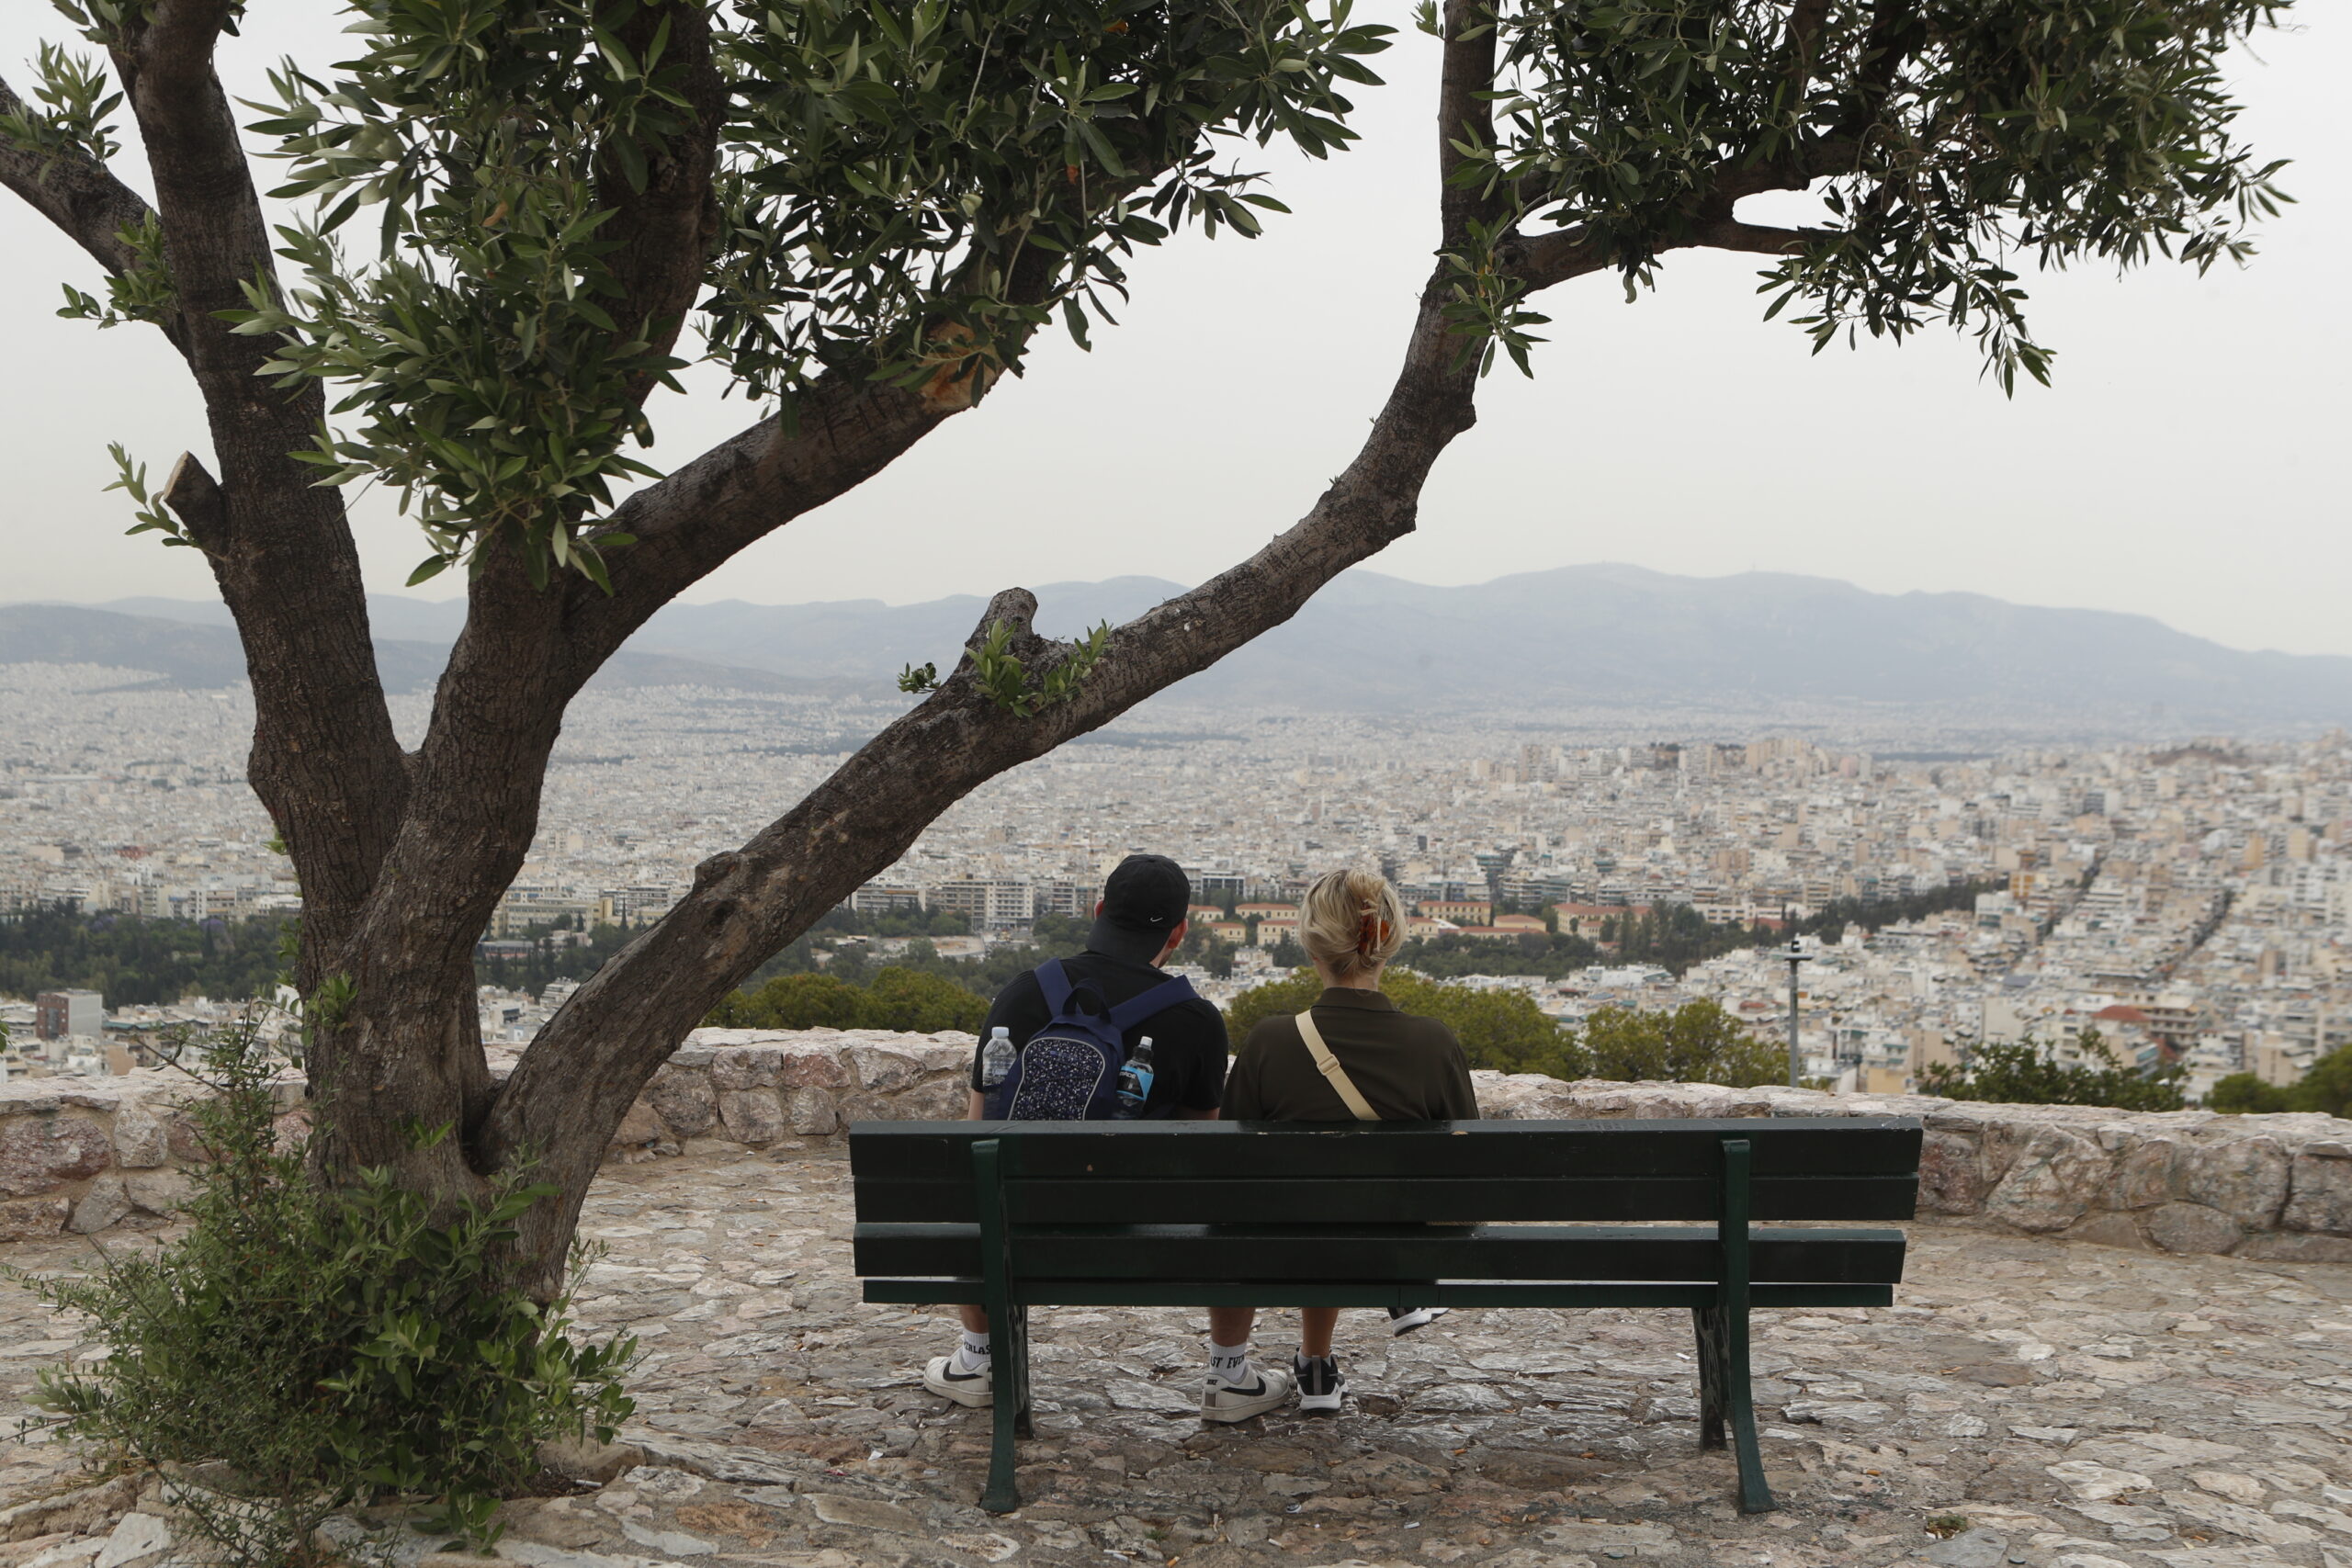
1201 1362 1295 1423
1387 1306 1449 1336
922 1353 993 1408
1295 1354 1346 1416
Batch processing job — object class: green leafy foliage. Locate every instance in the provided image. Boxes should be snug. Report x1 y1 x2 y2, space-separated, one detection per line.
1576 999 1786 1087
2209 1045 2352 1118
1227 976 1795 1088
1470 0 2290 389
1919 1028 2187 1111
101 441 199 548
707 962 989 1031
967 618 1111 716
19 1019 635 1568
0 909 293 1004
0 42 120 166
1227 970 1566 1074
121 0 1390 590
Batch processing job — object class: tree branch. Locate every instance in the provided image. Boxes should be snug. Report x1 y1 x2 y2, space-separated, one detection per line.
595 0 728 408
0 72 187 356
102 0 412 976
481 17 1512 1270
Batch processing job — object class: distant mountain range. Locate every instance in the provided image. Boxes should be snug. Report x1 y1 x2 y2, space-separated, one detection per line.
8 564 2351 727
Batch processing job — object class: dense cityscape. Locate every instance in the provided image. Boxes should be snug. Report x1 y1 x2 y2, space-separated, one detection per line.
2 660 2346 1101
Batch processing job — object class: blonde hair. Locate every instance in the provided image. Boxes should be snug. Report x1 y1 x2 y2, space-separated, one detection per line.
1297 868 1408 978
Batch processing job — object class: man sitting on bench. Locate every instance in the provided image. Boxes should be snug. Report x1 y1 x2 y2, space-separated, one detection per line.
922 854 1229 1408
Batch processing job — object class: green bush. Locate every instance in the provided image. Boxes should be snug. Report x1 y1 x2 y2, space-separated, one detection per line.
1919 1029 2186 1111
1577 1001 1788 1089
2209 1044 2352 1117
707 964 988 1032
1227 970 1573 1076
22 1021 635 1568
1227 980 1790 1089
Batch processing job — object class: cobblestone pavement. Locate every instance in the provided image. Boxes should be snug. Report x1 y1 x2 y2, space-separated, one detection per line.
4 1144 2351 1568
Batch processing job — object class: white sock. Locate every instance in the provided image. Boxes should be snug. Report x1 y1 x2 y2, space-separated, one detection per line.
952 1329 990 1373
1207 1339 1250 1382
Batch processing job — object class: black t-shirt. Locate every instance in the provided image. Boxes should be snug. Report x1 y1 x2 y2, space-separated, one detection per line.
972 951 1228 1118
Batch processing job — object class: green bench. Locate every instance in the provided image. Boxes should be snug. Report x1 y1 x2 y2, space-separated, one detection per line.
850 1116 1921 1514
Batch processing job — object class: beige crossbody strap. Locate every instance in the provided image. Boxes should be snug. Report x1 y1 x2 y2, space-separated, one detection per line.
1295 1010 1380 1122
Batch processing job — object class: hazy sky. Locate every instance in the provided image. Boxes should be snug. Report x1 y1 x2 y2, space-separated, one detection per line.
3 3 2346 655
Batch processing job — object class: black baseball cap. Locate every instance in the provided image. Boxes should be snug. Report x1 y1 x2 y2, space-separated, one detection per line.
1088 854 1193 963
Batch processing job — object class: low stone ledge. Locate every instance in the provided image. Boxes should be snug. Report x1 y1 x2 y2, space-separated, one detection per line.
1468 1070 2352 1258
7 1030 2347 1259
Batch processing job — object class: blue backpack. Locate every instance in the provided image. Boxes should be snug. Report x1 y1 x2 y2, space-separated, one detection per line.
989 960 1198 1121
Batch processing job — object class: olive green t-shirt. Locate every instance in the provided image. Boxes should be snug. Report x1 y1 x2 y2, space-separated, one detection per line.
1224 987 1480 1122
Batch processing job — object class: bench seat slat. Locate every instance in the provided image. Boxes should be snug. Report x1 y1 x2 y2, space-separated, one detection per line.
855 1173 1918 1224
861 1278 1897 1310
850 1119 1923 1182
854 1221 1906 1284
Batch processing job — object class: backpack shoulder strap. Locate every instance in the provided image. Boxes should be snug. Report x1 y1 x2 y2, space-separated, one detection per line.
1034 959 1075 1014
1105 974 1199 1032
1295 1010 1380 1122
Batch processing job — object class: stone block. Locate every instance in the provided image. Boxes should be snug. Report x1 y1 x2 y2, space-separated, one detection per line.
836 1090 902 1127
786 1088 839 1136
166 1112 212 1163
2143 1201 2242 1256
2235 1229 2352 1264
708 1045 785 1091
892 1077 967 1122
612 1098 664 1147
1918 1130 1986 1214
647 1068 718 1139
124 1169 193 1216
718 1089 786 1145
2283 1146 2352 1235
109 1102 170 1170
2062 1211 2146 1250
1984 1128 2109 1233
68 1174 132 1235
0 1114 114 1196
777 1044 854 1090
0 1196 69 1243
2104 1135 2182 1211
2181 1135 2290 1227
847 1043 926 1092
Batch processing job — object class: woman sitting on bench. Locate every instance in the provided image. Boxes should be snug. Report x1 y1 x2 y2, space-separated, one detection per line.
1204 867 1481 1421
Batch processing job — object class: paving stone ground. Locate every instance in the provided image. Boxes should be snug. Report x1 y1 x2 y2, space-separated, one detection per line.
4 1142 2351 1568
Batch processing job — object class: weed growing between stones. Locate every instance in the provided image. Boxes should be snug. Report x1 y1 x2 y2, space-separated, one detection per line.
15 1017 636 1568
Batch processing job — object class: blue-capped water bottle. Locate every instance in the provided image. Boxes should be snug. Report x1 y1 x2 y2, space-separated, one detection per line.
980 1026 1016 1090
1114 1035 1156 1119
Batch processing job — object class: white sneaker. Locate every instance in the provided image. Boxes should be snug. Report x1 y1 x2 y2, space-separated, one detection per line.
1201 1362 1295 1423
923 1353 993 1408
1388 1306 1449 1337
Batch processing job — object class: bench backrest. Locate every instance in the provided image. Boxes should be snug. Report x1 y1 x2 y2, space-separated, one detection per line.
849 1117 1922 1226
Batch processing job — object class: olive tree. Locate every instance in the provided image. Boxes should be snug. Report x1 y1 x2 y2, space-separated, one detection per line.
0 0 2287 1286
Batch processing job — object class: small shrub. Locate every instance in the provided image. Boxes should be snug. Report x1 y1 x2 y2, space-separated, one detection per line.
1919 1029 2186 1111
1576 1001 1788 1089
2208 1044 2352 1117
706 964 987 1032
20 1018 635 1568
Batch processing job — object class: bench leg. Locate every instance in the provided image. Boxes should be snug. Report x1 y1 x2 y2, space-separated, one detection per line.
1718 1302 1774 1514
1008 1303 1035 1440
1691 1306 1728 1450
980 1306 1029 1514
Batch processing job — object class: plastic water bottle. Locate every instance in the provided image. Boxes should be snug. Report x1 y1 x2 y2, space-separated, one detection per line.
980 1026 1016 1090
1115 1035 1156 1119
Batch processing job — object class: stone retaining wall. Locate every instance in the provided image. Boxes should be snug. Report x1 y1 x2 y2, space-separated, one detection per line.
6 1028 2348 1262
